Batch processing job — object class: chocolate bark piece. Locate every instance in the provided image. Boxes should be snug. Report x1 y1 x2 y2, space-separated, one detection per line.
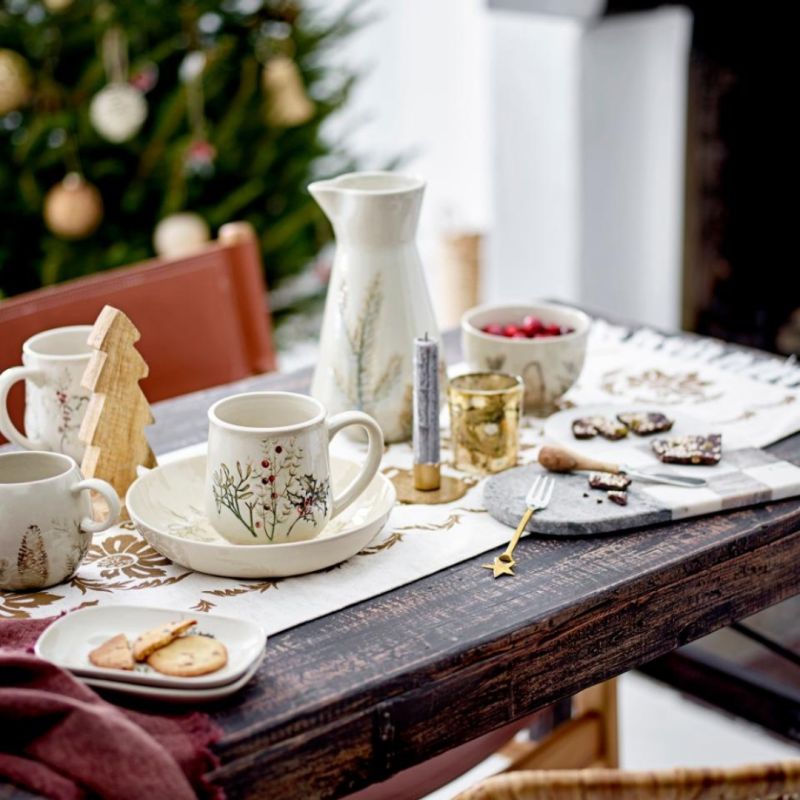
588 472 632 491
572 416 628 440
572 417 601 439
595 417 629 440
616 411 674 436
652 433 722 465
607 490 628 506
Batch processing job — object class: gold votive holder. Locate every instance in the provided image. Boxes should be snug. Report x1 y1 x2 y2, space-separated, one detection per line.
448 372 524 474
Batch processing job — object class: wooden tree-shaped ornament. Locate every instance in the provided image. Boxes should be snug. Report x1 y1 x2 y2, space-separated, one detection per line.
79 306 157 505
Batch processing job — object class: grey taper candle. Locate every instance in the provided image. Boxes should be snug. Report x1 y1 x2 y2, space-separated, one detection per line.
413 334 441 490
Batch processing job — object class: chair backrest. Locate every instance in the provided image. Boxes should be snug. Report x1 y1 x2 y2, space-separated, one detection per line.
455 761 800 800
0 222 276 442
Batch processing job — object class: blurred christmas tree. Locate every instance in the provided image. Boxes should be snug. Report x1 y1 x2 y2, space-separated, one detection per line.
0 0 362 318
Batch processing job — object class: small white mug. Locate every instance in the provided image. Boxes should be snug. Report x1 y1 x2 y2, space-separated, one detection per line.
206 391 384 545
0 451 120 591
0 326 93 462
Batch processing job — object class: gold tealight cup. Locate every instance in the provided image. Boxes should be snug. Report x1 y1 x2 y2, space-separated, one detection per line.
448 372 524 474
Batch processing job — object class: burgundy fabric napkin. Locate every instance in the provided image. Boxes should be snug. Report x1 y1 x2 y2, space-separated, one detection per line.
0 614 224 800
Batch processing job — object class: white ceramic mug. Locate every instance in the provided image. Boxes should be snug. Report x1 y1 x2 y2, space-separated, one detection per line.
0 326 93 462
0 451 120 591
206 392 384 545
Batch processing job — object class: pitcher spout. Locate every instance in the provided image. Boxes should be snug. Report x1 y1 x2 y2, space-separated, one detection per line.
308 179 341 222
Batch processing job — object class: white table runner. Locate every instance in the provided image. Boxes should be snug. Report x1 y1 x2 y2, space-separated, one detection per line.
3 324 800 631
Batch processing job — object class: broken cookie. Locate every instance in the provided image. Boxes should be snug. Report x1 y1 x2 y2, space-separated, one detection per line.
89 633 134 671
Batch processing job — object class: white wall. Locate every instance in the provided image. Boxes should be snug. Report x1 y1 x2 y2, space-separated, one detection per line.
579 8 692 328
486 11 582 303
318 1 692 329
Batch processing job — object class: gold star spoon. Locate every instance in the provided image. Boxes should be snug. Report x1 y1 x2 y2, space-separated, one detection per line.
482 475 555 578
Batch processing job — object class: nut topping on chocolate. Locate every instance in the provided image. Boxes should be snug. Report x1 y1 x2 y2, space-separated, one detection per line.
652 433 722 465
572 416 628 441
588 472 632 491
607 490 628 506
616 411 674 436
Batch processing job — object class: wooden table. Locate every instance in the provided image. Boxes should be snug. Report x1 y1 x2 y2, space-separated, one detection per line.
5 329 800 799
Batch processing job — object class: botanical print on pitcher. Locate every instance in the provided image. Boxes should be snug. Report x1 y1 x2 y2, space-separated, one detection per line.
334 274 412 441
212 437 330 541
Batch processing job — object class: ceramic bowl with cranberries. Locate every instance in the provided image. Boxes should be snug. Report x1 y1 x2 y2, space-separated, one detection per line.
461 303 590 414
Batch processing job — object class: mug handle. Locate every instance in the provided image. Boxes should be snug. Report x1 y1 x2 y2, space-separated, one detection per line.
0 366 46 450
327 411 384 519
72 478 121 534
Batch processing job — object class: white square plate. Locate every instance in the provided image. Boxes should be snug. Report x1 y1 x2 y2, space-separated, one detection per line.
35 605 266 689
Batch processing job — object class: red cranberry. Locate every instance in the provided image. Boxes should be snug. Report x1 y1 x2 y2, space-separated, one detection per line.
522 315 543 335
543 323 561 336
275 446 283 454
511 331 528 338
271 492 277 500
255 521 262 528
483 323 504 336
261 459 270 468
503 324 520 337
261 477 268 485
268 475 275 484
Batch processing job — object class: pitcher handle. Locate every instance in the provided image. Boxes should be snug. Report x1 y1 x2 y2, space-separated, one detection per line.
0 366 46 450
72 478 121 534
327 411 384 519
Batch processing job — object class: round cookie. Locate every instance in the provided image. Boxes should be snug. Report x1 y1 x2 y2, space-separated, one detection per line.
147 635 228 677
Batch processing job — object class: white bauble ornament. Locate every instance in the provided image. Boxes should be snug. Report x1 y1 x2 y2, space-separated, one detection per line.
153 213 210 257
44 173 103 239
0 49 32 116
89 82 147 143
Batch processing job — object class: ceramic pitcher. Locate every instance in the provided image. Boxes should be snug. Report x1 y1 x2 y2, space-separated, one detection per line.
309 171 441 443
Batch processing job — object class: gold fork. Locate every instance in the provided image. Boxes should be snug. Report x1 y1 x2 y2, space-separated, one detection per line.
482 475 555 578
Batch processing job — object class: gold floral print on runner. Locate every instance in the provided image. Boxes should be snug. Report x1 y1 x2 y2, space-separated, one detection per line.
0 589 63 619
84 533 171 580
601 368 723 405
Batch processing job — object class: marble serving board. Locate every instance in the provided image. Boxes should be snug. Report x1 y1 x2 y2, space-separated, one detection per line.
483 448 800 537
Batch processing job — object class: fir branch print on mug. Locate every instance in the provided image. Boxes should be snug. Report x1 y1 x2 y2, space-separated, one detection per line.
211 438 330 541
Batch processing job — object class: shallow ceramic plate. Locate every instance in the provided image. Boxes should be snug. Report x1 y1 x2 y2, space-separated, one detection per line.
126 455 396 578
82 652 264 703
35 604 265 689
543 403 718 471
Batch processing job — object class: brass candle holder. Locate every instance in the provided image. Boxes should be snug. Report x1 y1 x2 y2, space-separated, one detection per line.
448 372 524 474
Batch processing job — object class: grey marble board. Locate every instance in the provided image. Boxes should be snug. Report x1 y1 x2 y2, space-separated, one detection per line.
483 448 800 537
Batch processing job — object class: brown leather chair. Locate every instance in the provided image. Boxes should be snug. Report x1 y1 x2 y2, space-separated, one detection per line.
0 222 276 443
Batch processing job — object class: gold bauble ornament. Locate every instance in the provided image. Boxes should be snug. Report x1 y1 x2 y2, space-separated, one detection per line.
0 49 32 116
262 54 315 127
43 0 74 11
153 212 210 257
43 173 104 239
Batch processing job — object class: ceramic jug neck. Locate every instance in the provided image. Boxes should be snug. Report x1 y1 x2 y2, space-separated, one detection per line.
309 172 424 247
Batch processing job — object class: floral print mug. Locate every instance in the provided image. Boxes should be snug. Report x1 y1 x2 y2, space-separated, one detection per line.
206 392 384 545
0 326 93 462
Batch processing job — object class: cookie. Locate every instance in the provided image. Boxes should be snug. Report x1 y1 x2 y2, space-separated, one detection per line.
588 472 632 491
89 633 134 671
616 411 674 436
607 490 628 506
652 434 722 465
132 618 197 662
572 416 628 441
147 635 228 677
